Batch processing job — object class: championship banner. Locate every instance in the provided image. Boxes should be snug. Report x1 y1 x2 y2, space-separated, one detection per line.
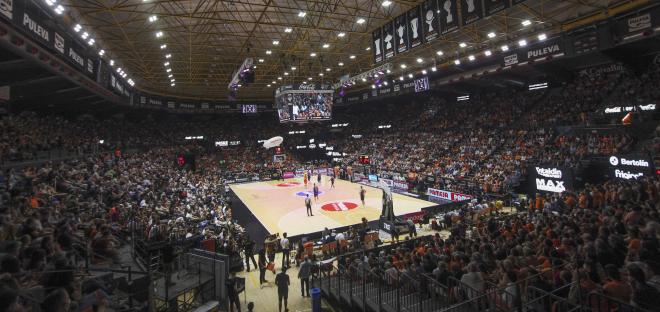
460 0 483 26
383 21 395 60
372 28 383 63
394 14 409 54
0 0 13 21
407 6 423 48
484 0 508 16
440 0 459 34
421 0 440 42
427 188 473 202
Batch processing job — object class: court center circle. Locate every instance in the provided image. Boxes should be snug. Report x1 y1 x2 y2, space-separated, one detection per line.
321 202 359 212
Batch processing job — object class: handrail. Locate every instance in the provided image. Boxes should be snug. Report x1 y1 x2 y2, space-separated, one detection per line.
586 291 657 312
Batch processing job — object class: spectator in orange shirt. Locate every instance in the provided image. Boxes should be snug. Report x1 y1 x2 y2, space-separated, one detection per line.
578 192 588 209
603 264 632 303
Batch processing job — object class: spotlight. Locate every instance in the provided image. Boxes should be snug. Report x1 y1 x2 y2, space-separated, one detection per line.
468 55 475 61
518 39 527 47
522 19 532 26
454 59 461 65
459 42 467 48
298 11 307 17
538 33 547 41
338 32 346 37
501 45 509 52
484 50 492 56
436 50 444 56
487 32 496 38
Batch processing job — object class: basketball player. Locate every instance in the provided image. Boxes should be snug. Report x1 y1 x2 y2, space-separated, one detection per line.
359 186 366 207
317 172 321 185
330 175 335 188
313 183 319 202
303 171 308 188
305 194 313 216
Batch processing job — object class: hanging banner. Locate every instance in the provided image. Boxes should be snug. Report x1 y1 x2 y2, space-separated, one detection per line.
407 6 423 48
461 0 483 26
372 28 383 63
16 1 51 48
0 0 13 21
383 21 396 60
395 14 409 53
484 0 509 16
439 0 459 34
421 0 440 42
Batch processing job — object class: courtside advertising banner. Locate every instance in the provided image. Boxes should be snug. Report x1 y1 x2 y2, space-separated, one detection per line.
427 188 472 202
529 165 573 193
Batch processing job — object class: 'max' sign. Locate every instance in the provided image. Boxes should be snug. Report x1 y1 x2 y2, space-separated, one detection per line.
536 179 565 193
23 13 49 42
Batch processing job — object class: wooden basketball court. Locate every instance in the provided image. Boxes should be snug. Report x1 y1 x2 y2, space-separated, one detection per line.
229 177 435 237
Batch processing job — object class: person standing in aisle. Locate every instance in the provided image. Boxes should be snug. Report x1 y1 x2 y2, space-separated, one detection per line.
280 232 290 268
243 236 257 272
298 257 312 297
330 175 335 188
275 268 290 312
258 248 268 288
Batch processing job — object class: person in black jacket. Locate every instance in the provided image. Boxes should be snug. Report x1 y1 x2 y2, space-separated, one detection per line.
162 240 175 286
243 236 257 272
258 248 268 287
226 273 241 312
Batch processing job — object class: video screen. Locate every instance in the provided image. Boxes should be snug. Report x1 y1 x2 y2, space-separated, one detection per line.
276 90 333 123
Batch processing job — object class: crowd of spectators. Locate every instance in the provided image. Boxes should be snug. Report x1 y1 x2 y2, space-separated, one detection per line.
339 176 660 310
0 62 657 311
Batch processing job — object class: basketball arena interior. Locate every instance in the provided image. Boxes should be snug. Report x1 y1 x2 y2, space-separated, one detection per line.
1 1 660 312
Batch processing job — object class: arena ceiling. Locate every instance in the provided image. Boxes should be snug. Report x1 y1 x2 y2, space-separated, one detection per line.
62 0 649 100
